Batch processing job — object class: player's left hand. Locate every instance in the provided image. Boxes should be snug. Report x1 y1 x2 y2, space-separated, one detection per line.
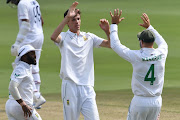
139 13 150 29
110 9 124 25
99 19 110 33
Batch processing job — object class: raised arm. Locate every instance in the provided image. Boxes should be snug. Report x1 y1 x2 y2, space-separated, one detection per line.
139 13 168 50
110 9 134 63
50 1 79 43
99 19 111 48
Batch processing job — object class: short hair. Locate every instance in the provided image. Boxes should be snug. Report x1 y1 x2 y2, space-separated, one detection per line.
64 9 81 18
137 30 155 43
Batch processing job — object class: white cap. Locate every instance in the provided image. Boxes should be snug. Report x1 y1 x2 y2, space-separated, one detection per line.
16 45 41 62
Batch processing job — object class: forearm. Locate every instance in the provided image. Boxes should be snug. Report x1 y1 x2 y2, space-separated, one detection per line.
105 30 111 47
110 24 121 49
9 81 21 100
9 81 27 107
147 25 167 48
110 24 132 62
16 21 30 44
51 17 69 42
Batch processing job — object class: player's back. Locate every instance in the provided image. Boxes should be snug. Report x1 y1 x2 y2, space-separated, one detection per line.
18 0 43 36
131 47 167 97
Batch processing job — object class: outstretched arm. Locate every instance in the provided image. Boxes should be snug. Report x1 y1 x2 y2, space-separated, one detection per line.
50 1 79 43
110 9 124 49
110 9 133 63
139 13 167 50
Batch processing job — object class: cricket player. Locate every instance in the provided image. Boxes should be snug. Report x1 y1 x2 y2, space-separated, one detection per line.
5 45 42 120
6 0 46 109
51 1 110 120
108 9 168 120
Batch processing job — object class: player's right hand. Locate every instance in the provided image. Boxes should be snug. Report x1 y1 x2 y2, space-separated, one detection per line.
110 9 125 25
11 43 20 56
67 1 79 19
21 104 32 118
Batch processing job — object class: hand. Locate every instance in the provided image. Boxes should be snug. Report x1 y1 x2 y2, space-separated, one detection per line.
66 1 79 19
11 43 20 56
110 9 125 25
139 13 150 29
99 19 110 34
20 102 32 118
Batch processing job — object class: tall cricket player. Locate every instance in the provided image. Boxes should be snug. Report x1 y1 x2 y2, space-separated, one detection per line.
6 0 46 109
5 45 42 120
109 10 168 120
51 1 111 120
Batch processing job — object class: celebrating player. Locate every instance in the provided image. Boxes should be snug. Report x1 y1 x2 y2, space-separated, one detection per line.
108 9 168 120
51 1 110 120
6 0 46 109
5 45 42 120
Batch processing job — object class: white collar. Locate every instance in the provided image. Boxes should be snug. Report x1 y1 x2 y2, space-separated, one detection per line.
67 29 85 37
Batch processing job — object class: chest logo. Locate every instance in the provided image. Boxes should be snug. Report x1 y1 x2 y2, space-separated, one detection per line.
83 36 88 41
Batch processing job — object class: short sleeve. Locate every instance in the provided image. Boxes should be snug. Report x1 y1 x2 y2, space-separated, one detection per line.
87 33 104 48
18 2 29 20
55 32 66 47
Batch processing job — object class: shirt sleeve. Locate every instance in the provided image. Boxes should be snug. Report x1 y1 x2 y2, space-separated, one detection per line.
18 2 29 20
88 33 104 48
147 25 168 55
55 32 65 47
110 24 134 63
10 68 27 84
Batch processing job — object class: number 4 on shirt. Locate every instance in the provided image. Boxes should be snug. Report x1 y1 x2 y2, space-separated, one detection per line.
144 64 156 85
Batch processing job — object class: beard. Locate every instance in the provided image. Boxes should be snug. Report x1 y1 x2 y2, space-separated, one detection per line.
27 54 36 65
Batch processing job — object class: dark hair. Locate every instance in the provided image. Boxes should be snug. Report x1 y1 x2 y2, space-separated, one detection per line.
137 30 155 43
64 9 81 18
6 0 20 5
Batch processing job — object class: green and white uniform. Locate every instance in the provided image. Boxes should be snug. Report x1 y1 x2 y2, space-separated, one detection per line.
110 24 168 120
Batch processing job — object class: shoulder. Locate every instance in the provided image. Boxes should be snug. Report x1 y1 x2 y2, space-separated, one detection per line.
12 65 27 79
84 32 98 40
18 0 28 6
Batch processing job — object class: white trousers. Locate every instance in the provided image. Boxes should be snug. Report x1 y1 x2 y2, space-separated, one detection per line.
5 99 42 120
61 80 100 120
127 95 162 120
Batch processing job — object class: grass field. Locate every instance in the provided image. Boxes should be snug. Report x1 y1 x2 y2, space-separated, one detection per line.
0 0 180 119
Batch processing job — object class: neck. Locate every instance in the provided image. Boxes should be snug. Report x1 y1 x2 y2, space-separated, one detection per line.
69 29 80 35
141 41 154 48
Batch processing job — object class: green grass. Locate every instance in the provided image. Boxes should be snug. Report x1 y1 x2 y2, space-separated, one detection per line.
0 0 180 119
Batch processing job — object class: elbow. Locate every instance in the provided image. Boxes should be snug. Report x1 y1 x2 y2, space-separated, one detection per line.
50 35 56 41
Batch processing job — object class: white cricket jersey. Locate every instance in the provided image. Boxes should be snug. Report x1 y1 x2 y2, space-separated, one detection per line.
9 61 34 105
110 24 168 97
18 0 43 42
56 30 104 86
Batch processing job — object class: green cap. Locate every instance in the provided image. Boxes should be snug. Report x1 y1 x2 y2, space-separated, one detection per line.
137 30 155 43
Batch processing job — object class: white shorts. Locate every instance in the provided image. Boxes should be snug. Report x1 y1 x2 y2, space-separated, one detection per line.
5 99 42 120
61 80 99 120
127 95 162 120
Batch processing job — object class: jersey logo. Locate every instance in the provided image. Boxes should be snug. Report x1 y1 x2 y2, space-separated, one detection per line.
14 73 20 78
35 113 39 118
83 36 88 41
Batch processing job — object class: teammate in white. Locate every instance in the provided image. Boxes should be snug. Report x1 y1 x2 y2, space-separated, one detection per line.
51 1 110 120
6 0 46 109
107 9 168 120
5 45 42 120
